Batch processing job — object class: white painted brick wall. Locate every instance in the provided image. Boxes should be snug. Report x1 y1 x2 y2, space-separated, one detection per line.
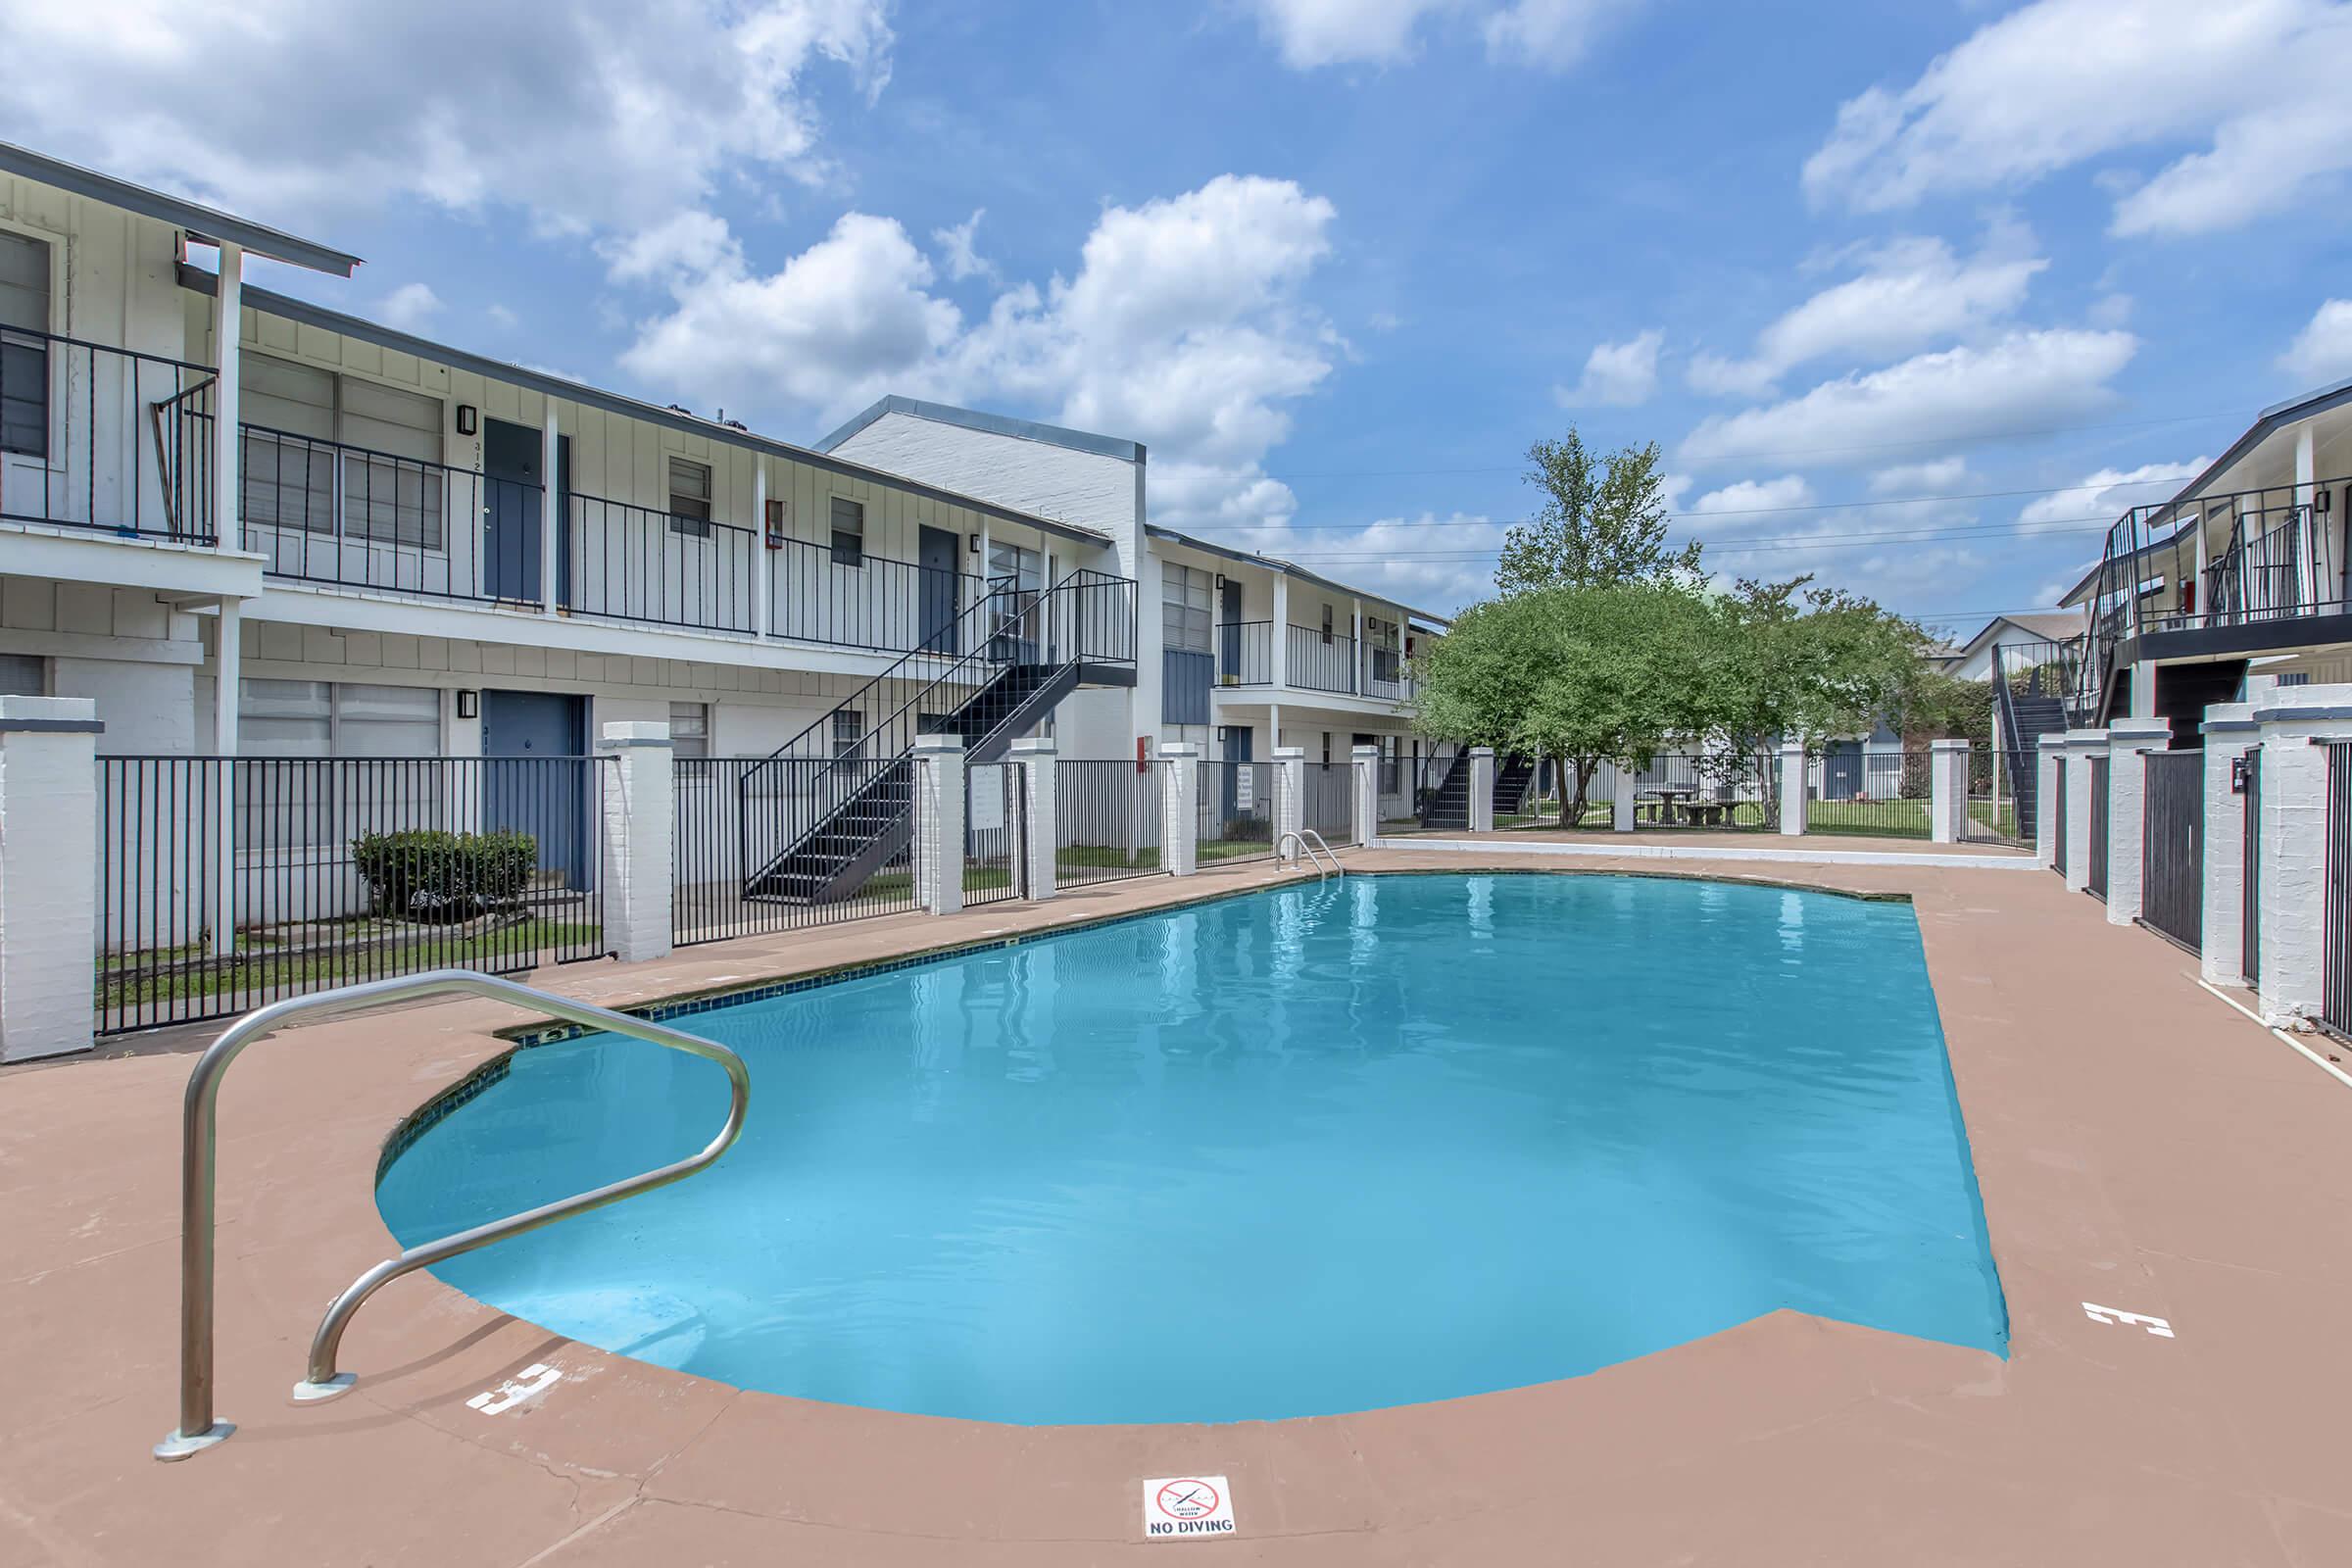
1778 743 1807 836
0 697 102 1061
598 721 674 963
2036 738 2063 867
2200 707 2257 987
1469 749 1495 834
2251 688 2352 1025
2062 729 2109 895
2102 719 2169 925
1161 742 1199 877
1010 737 1056 900
913 735 966 914
1929 738 1970 844
1351 744 1379 848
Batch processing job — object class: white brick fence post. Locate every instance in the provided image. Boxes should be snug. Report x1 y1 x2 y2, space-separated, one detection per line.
1161 741 1199 877
1468 747 1495 834
2200 705 2258 987
913 734 966 915
1350 743 1379 847
1010 736 1055 901
598 720 675 964
1612 760 1637 833
2036 734 2065 867
1929 737 1969 844
1272 745 1305 860
2061 728 2109 895
0 697 102 1061
1778 741 1807 836
2102 717 2170 925
2251 687 2352 1027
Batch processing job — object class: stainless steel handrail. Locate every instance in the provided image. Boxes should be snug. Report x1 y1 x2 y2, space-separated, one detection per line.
152 969 752 1462
1277 829 1345 879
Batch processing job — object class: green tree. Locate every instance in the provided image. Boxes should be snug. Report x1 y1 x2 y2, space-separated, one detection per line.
1494 427 1703 594
1415 581 1722 826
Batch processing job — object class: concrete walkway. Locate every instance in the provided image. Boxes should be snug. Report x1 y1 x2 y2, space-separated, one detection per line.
3 851 2347 1564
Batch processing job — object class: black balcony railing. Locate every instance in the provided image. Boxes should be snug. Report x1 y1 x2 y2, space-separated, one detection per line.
239 422 496 601
1 327 217 543
1216 620 1271 685
765 531 987 656
567 491 757 634
1286 625 1358 695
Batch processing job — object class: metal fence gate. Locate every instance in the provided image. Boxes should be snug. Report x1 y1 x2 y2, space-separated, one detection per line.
2140 750 2205 951
96 755 612 1035
963 760 1026 906
2324 744 2352 1038
2242 749 2261 988
2086 757 2110 898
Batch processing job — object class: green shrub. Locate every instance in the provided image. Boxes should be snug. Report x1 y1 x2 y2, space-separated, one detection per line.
351 828 539 921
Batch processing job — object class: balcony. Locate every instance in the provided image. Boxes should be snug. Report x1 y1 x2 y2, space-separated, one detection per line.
0 328 217 543
1208 618 1412 703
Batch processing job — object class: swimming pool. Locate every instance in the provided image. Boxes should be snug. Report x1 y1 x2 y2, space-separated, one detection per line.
377 872 2007 1425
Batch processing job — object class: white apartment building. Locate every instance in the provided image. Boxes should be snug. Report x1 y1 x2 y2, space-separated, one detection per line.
0 143 1439 906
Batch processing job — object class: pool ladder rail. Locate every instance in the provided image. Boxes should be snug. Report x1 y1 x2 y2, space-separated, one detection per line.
152 968 752 1462
1278 829 1346 879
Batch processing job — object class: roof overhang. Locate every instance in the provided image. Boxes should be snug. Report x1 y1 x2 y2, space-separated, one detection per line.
817 395 1146 465
0 142 361 277
177 266 1112 550
1144 523 1450 625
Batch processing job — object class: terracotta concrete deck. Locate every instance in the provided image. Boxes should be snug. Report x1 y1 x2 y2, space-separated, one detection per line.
5 849 2350 1564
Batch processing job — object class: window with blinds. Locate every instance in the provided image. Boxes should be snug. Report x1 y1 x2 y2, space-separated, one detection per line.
1162 564 1211 654
237 680 444 847
830 497 865 566
239 353 446 549
670 701 710 759
0 228 53 458
668 458 713 538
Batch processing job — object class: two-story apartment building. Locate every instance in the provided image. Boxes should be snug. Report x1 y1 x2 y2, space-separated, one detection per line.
2062 380 2352 735
0 142 1436 956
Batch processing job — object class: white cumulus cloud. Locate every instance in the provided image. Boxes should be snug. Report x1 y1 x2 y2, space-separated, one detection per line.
0 0 894 233
1869 456 1969 495
1244 0 1647 69
1557 329 1663 407
2279 299 2352 386
1678 329 2139 471
1802 0 2352 238
2017 461 2206 533
377 282 442 331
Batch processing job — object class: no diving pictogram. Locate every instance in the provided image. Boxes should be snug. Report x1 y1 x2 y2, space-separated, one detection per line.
1141 1474 1237 1539
1156 1480 1220 1520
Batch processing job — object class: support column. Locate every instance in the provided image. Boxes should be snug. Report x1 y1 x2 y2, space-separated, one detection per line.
1272 745 1305 860
2252 687 2352 1027
2036 733 2065 867
540 401 561 618
1613 759 1637 833
2061 728 2110 894
1161 741 1199 876
1929 738 1970 844
2200 705 2257 987
211 601 241 957
1010 736 1056 901
1350 742 1379 847
1350 598 1362 695
1778 741 1807 836
598 721 674 963
1469 747 1495 834
0 698 103 1062
2103 717 2170 926
1272 577 1290 689
912 734 966 915
752 460 772 640
209 240 242 552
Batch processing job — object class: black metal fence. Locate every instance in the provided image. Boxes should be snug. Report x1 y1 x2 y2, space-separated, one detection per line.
1805 749 1931 839
2325 745 2352 1038
1197 760 1276 865
2053 761 2069 877
1055 760 1164 885
2141 750 2204 950
1964 745 2032 846
674 756 920 947
95 755 611 1035
1299 760 1354 845
964 760 1024 906
2242 748 2261 987
2087 756 2111 900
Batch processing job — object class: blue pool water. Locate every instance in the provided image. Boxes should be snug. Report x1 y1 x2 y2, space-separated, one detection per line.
377 873 2007 1425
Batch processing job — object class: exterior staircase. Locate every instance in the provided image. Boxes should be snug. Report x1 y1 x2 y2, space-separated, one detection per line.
741 572 1134 905
1417 751 1474 829
1493 754 1540 818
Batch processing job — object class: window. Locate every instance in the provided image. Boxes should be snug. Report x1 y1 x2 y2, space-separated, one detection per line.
237 680 442 847
831 709 863 760
1321 605 1334 645
0 229 52 458
830 497 865 566
667 457 713 539
242 679 439 758
670 701 710 759
988 539 1042 591
240 353 446 549
1161 563 1212 655
1321 732 1332 764
0 653 45 696
1367 615 1400 682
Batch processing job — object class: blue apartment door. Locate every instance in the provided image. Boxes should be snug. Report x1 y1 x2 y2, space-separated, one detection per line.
1217 579 1242 680
481 690 588 888
483 418 569 605
1823 740 1862 801
918 525 959 654
1218 725 1251 821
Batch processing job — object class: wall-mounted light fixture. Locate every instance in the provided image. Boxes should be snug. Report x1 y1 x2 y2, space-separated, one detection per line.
968 532 981 555
456 689 479 719
2318 488 2333 515
764 497 786 548
455 405 478 436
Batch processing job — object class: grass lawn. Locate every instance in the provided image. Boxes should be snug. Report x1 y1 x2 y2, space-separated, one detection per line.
98 916 603 1006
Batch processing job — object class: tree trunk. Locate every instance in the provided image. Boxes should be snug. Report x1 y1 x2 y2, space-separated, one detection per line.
1564 755 1598 828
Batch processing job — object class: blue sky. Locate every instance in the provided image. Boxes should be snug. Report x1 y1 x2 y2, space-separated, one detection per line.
12 0 2352 636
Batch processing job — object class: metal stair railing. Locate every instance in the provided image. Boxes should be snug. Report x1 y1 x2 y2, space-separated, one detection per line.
153 969 752 1462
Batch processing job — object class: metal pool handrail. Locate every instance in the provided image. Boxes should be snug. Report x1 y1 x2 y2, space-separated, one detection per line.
153 968 752 1462
1278 829 1345 879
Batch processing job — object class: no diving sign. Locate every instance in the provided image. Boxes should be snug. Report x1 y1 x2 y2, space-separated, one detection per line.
1143 1476 1237 1540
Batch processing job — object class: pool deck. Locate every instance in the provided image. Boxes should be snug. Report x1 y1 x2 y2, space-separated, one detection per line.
5 848 2351 1564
